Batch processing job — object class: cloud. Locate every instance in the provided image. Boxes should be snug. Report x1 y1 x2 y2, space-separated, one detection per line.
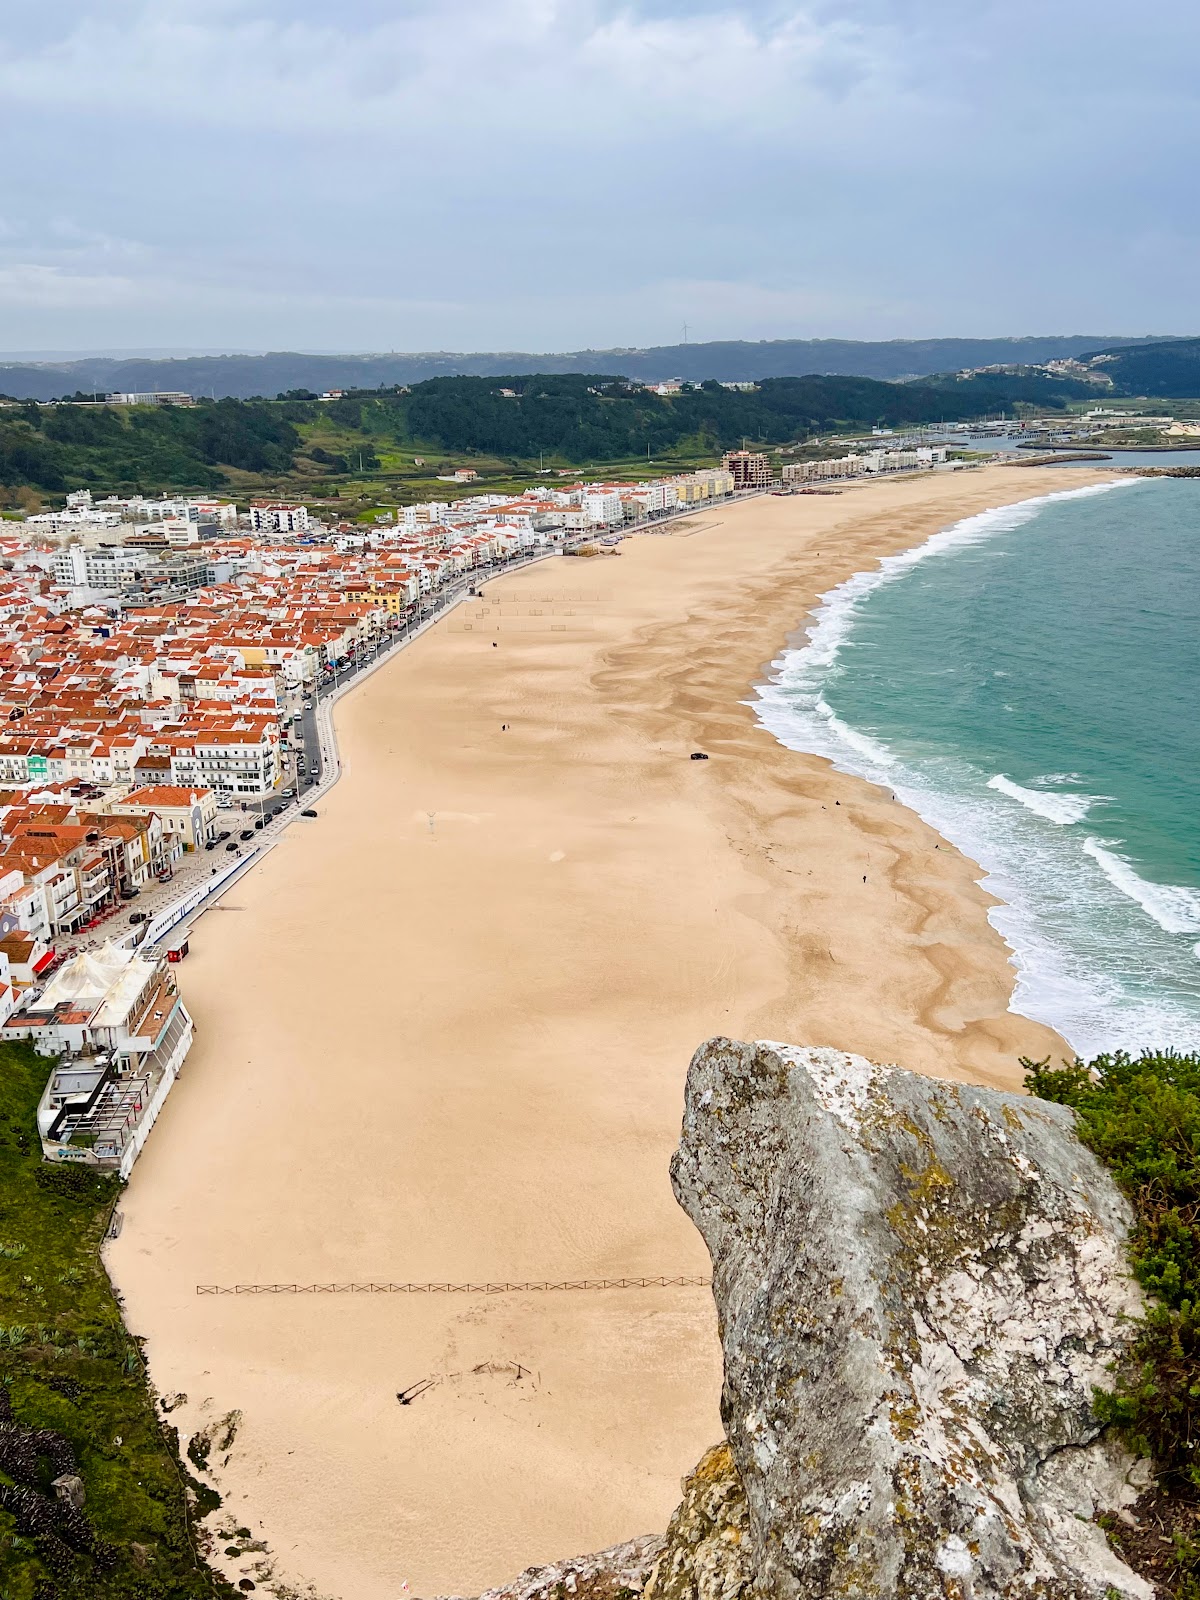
0 1 1197 348
0 0 898 139
0 264 141 310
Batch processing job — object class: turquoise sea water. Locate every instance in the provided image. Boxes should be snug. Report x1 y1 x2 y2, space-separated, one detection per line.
753 478 1200 1057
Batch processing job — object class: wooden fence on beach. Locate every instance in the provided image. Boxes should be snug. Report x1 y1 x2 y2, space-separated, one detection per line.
195 1275 711 1296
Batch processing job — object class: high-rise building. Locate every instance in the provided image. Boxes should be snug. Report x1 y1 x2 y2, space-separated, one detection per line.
721 450 774 490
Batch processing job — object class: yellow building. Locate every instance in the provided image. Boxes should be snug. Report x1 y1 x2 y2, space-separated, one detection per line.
367 587 408 616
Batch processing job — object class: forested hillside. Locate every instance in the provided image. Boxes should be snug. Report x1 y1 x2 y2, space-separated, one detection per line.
1081 336 1200 398
397 371 1090 457
0 369 1096 500
0 400 300 494
0 334 1181 402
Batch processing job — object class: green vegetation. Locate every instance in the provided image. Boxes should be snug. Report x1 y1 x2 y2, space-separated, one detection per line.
0 399 300 497
1 368 1099 507
1079 338 1200 400
1025 1049 1200 1597
0 1039 229 1599
319 370 1093 463
0 335 1185 402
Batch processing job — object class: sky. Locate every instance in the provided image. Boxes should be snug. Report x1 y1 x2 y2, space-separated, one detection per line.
1 0 1197 355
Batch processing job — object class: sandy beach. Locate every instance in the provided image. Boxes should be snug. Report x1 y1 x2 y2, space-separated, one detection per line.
108 465 1109 1600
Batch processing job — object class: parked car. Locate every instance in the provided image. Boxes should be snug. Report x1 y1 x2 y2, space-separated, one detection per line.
129 911 147 924
225 842 240 852
300 808 318 818
239 828 254 840
254 818 265 829
217 830 231 841
119 886 139 900
205 840 218 850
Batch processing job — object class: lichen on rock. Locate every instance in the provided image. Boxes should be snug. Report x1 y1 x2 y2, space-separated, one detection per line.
669 1038 1153 1600
643 1443 754 1600
440 1534 666 1600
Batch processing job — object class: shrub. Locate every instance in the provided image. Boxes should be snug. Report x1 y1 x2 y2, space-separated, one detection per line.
1026 1050 1200 1595
1025 1050 1200 1479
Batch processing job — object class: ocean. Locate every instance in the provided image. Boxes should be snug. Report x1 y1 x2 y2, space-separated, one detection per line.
754 476 1200 1059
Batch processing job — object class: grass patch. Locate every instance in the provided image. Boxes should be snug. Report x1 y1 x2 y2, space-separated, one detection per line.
0 1039 232 1598
1025 1048 1200 1598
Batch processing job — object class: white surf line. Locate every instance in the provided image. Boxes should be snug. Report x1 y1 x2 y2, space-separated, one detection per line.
1083 838 1200 935
986 775 1097 825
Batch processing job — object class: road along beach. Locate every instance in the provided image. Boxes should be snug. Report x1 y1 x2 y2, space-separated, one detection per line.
108 464 1110 1600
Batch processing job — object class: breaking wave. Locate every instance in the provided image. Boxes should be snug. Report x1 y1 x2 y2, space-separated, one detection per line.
986 775 1096 825
751 478 1200 1056
1083 839 1200 935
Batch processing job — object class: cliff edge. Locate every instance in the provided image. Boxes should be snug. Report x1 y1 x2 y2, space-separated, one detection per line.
460 1038 1155 1600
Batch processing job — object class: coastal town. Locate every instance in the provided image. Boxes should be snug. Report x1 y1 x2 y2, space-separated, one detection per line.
0 452 713 1172
0 440 975 1178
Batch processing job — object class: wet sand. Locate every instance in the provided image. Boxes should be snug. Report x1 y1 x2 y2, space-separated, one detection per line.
108 466 1106 1599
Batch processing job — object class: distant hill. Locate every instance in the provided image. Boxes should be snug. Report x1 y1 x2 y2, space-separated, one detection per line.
0 370 1101 498
1079 336 1200 398
0 335 1184 402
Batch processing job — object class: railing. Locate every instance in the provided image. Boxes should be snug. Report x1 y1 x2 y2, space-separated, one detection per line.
196 1275 711 1296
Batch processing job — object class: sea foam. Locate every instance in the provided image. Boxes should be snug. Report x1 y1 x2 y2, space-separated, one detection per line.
987 775 1095 825
1083 839 1200 935
748 477 1200 1056
815 698 896 766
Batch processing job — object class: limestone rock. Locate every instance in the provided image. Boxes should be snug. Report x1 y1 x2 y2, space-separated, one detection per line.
669 1038 1152 1600
51 1473 85 1512
443 1534 666 1600
644 1443 754 1600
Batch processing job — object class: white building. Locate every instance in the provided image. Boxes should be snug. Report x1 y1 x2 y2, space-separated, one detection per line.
168 729 281 798
582 490 622 526
249 502 310 534
27 510 124 538
9 943 196 1177
403 502 451 529
90 495 237 526
782 446 946 485
106 391 193 406
52 544 146 590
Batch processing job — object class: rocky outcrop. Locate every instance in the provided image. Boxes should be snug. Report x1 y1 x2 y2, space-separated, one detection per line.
643 1443 754 1600
669 1039 1153 1600
454 1534 666 1600
450 1449 753 1600
459 1039 1157 1600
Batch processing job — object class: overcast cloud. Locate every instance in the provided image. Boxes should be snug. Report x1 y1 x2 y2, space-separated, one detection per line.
0 0 1196 352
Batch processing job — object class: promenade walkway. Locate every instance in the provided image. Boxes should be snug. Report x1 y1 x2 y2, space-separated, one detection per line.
126 490 766 956
130 547 560 955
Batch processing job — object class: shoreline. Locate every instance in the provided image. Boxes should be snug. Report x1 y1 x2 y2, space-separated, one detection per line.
749 476 1139 1060
107 465 1113 1600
